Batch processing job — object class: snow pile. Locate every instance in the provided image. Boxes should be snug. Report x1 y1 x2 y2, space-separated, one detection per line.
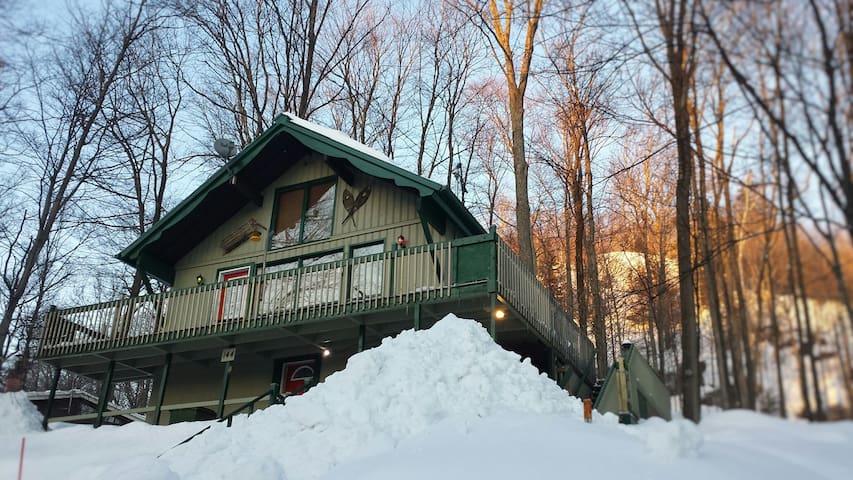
2 314 853 480
625 416 703 460
0 392 43 435
164 314 582 479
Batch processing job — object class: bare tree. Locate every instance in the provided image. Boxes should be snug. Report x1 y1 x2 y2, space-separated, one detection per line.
623 0 701 421
0 1 164 363
95 26 189 297
468 0 544 272
539 12 611 375
701 1 853 251
174 0 373 146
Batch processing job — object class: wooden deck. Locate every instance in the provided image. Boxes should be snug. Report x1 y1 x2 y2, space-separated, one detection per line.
37 234 595 385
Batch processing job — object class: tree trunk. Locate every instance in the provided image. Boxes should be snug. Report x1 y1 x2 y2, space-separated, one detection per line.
657 0 701 422
765 236 788 417
833 321 853 418
573 164 588 335
690 91 730 407
584 164 607 377
481 0 543 273
724 182 756 409
563 188 575 321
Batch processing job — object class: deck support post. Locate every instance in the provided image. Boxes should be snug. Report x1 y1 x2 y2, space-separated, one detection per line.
488 227 498 341
153 353 172 425
550 349 558 381
357 324 366 352
94 360 115 428
217 361 233 419
490 296 497 340
42 366 62 430
414 303 421 330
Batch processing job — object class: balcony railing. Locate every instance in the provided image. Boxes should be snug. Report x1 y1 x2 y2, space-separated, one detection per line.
495 238 595 379
37 235 596 382
38 242 453 358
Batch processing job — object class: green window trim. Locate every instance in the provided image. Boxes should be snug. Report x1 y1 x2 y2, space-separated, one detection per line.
268 176 338 251
348 241 385 301
259 248 345 273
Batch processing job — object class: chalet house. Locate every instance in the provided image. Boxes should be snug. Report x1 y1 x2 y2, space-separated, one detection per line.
35 114 606 427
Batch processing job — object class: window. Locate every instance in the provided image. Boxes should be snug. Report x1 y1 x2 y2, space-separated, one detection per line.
297 252 343 307
258 261 298 315
350 243 384 299
258 251 343 313
271 180 336 249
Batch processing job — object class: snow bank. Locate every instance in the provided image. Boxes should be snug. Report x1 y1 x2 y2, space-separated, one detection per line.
625 416 703 460
3 313 853 480
0 392 43 435
165 314 581 480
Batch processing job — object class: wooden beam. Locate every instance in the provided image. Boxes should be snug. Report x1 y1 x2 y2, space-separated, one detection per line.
230 175 263 206
217 360 233 419
325 156 355 185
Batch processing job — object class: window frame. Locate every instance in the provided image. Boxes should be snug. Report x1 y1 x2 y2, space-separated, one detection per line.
257 249 345 313
268 176 338 250
214 263 255 322
260 248 345 273
348 240 385 301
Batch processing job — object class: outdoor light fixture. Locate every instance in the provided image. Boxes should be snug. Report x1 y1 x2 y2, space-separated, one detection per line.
248 220 266 242
322 348 331 357
196 274 204 285
494 308 506 320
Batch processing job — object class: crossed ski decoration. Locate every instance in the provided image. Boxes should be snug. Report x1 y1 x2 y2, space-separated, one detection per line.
341 184 371 227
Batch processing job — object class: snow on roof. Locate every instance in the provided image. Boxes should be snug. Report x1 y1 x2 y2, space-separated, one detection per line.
163 314 582 479
282 112 392 163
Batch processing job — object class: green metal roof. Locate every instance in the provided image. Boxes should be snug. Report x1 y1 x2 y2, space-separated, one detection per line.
117 114 484 284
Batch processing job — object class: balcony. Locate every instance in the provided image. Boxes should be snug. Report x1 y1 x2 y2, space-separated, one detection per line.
37 234 595 383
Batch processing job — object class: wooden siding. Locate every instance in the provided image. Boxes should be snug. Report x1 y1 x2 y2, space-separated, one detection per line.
172 153 453 290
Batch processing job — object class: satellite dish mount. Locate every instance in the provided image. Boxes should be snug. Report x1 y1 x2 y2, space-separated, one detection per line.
214 138 240 159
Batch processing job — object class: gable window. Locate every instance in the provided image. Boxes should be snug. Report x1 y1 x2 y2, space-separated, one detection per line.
271 179 336 249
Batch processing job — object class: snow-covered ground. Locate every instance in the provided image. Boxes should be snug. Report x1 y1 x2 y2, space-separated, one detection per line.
2 314 852 480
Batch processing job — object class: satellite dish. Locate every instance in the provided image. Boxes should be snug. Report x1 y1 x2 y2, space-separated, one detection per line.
214 138 239 158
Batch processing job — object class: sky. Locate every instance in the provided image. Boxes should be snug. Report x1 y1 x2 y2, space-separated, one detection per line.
2 314 852 480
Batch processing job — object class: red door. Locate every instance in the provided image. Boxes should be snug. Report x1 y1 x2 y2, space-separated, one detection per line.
217 267 250 321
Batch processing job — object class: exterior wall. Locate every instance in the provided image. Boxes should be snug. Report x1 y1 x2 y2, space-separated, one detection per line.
154 349 350 425
172 152 453 290
141 151 470 422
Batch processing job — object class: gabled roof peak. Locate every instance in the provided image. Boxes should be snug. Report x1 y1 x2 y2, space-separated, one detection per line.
117 115 483 284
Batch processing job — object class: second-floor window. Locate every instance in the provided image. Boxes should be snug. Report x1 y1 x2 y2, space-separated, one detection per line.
271 179 336 249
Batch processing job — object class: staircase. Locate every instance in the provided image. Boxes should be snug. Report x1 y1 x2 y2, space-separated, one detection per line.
592 343 671 424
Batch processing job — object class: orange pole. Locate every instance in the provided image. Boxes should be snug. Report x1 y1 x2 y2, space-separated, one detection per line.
18 437 25 480
583 398 593 423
